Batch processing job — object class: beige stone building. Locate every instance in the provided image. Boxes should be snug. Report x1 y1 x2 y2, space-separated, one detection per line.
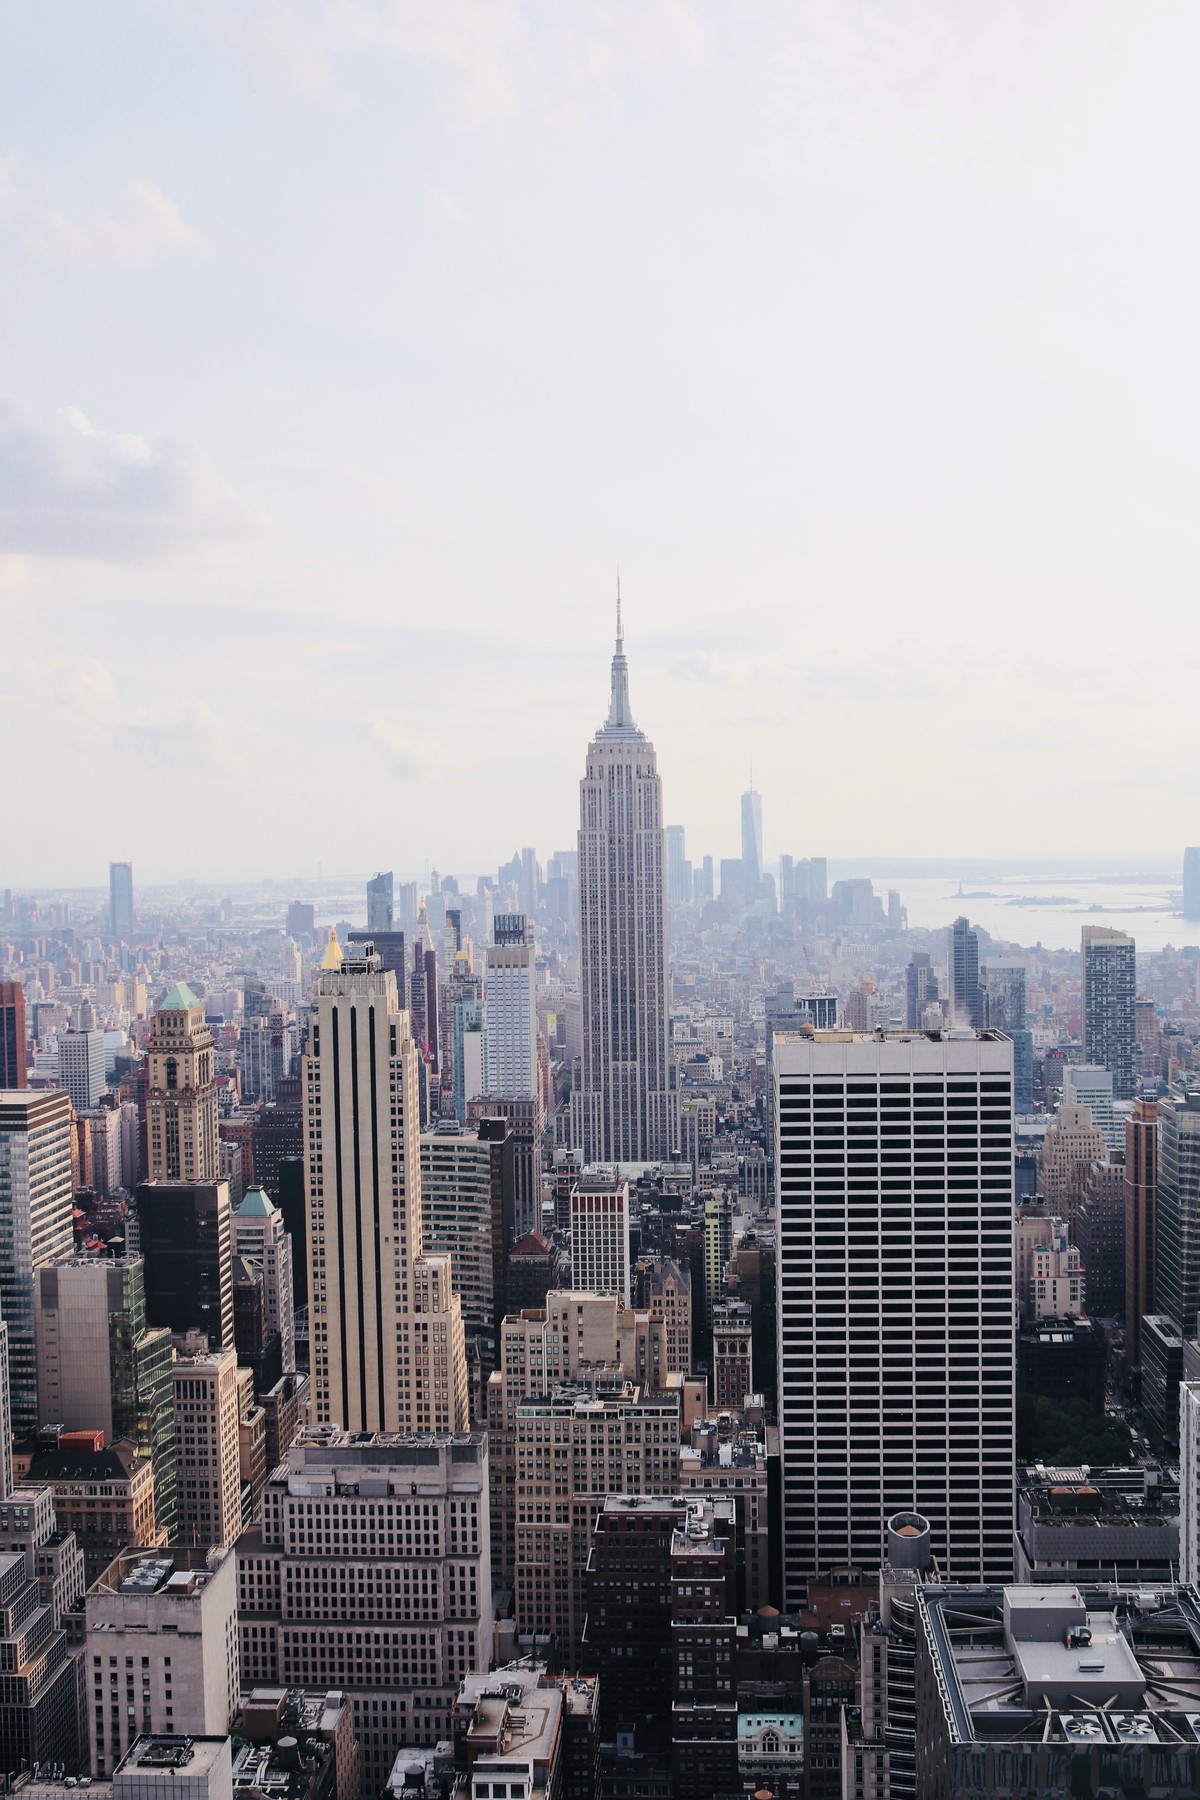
145 983 219 1182
1037 1102 1109 1228
304 937 467 1434
487 1287 691 1589
172 1343 242 1548
85 1544 238 1778
236 1430 490 1796
510 1379 680 1658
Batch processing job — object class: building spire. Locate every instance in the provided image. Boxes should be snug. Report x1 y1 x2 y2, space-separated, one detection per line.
604 576 637 736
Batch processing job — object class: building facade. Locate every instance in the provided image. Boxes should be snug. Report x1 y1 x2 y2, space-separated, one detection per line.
136 1179 234 1351
304 937 467 1433
572 604 673 1164
236 1430 491 1797
1081 925 1137 1100
0 1089 75 1434
775 1029 1015 1597
145 984 219 1182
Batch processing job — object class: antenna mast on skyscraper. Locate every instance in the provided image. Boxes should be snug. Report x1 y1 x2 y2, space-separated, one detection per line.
616 570 622 644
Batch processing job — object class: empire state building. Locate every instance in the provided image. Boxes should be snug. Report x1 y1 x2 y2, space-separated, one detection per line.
572 600 673 1163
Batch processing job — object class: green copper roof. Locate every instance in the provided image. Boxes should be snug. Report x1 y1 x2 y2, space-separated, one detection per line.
236 1186 279 1217
158 980 201 1012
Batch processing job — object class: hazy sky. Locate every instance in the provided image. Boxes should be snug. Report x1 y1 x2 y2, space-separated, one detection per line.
3 2 1199 885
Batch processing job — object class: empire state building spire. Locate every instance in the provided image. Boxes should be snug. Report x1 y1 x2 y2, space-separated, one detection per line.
599 578 643 742
573 585 673 1164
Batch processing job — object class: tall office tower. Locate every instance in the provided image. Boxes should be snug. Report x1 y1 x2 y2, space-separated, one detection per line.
1152 1093 1200 1335
304 935 467 1433
0 1320 10 1500
741 785 763 900
1081 925 1137 1100
285 899 315 938
468 1095 541 1240
420 1119 514 1382
774 1029 1015 1596
0 982 27 1088
949 917 983 1028
511 1379 680 1658
0 1480 86 1777
573 602 672 1163
109 860 134 938
237 1431 491 1794
981 962 1033 1111
85 1544 237 1778
1185 847 1200 920
34 1256 177 1536
904 952 940 1028
583 1494 686 1746
1060 1063 1122 1151
695 854 714 904
1125 1097 1159 1368
172 1342 242 1547
0 1089 74 1433
366 869 394 933
145 982 219 1181
450 977 484 1123
484 913 539 1103
668 1499 738 1800
702 1191 732 1333
666 824 691 907
231 1187 295 1375
136 1179 234 1350
570 1172 631 1304
59 1025 107 1114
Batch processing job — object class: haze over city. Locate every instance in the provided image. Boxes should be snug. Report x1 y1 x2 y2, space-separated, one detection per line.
5 2 1200 880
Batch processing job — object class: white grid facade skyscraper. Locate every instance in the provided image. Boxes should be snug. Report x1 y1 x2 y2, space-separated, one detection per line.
572 601 672 1164
775 1029 1015 1599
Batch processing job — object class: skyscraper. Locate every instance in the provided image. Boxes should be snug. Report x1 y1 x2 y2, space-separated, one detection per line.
740 784 763 900
231 1186 295 1376
366 869 394 934
570 1172 632 1304
666 824 691 907
0 1089 74 1433
572 599 672 1164
145 982 219 1181
1153 1094 1200 1336
0 983 27 1089
1125 1097 1158 1370
304 932 467 1433
774 1028 1015 1595
904 952 940 1028
34 1254 177 1537
1081 925 1137 1100
1184 847 1200 920
136 1178 235 1350
109 860 134 938
484 913 538 1102
58 1025 106 1113
949 916 983 1028
982 963 1033 1112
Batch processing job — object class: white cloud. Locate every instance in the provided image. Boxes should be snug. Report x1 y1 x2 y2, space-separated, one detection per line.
0 397 267 561
370 717 425 779
123 700 238 775
0 163 208 269
221 0 706 124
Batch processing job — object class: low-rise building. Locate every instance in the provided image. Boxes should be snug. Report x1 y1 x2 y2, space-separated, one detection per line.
914 1582 1200 1797
84 1546 238 1778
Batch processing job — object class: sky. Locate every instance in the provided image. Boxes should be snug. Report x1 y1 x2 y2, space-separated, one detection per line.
3 1 1200 885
